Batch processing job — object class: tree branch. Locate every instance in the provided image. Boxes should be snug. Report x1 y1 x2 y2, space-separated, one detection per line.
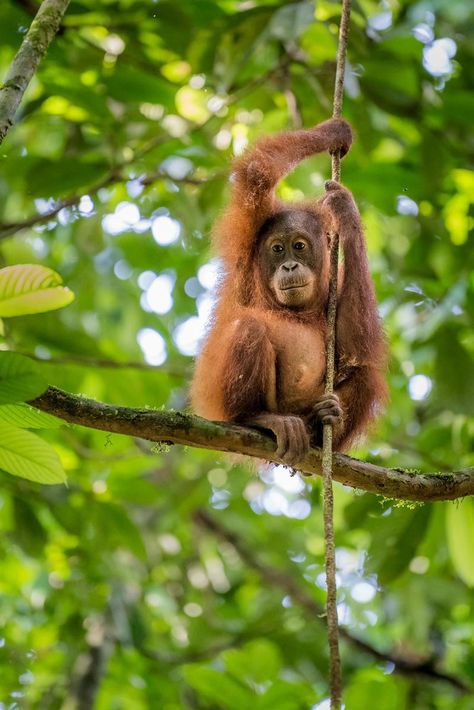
30 386 474 502
0 171 116 240
195 510 469 693
20 350 188 375
0 169 224 241
73 642 109 710
0 0 71 144
0 57 289 240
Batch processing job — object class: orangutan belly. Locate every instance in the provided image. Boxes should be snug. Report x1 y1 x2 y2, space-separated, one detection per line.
265 315 327 413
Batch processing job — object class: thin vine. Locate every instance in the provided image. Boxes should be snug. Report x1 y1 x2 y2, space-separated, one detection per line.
322 0 352 707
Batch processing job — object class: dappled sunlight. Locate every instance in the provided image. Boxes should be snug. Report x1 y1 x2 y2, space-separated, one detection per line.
272 464 306 494
367 10 392 34
408 374 432 401
413 22 434 45
171 262 219 356
78 195 94 214
102 201 142 235
136 327 167 365
143 273 175 315
160 156 194 180
173 316 204 357
0 0 472 703
197 259 220 290
126 178 145 198
243 464 312 519
151 215 181 245
113 259 132 280
311 700 335 710
351 581 377 603
137 270 156 290
184 276 202 298
397 195 419 216
423 38 457 78
412 15 457 84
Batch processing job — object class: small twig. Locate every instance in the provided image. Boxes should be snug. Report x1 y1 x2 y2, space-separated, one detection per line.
0 0 71 144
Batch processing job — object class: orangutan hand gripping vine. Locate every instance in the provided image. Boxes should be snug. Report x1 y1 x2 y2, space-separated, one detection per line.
191 118 387 465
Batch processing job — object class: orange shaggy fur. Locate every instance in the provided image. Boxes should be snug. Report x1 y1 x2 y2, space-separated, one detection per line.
191 118 387 452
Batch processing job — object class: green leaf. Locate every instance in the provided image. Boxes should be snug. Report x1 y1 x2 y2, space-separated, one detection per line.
0 352 47 404
93 502 147 560
256 680 314 710
12 498 48 556
0 403 62 429
434 326 474 415
26 159 109 197
105 65 176 105
223 640 282 685
269 1 314 41
182 666 253 710
345 668 407 710
441 91 474 127
446 500 474 587
0 420 66 484
344 493 379 528
0 264 74 317
367 506 432 585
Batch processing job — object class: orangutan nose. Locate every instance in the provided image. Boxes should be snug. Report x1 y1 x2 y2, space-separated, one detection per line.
282 261 299 272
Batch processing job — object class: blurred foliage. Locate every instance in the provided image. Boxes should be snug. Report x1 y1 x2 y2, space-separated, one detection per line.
0 0 473 707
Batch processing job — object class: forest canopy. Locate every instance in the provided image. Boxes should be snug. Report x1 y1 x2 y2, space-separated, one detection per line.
0 0 473 707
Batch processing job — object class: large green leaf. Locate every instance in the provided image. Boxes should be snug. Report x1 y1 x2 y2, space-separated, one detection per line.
92 502 147 560
222 640 282 685
434 325 474 415
182 666 253 710
367 506 432 585
268 1 314 41
446 500 474 587
0 403 62 429
0 420 65 484
26 158 109 197
0 264 74 317
0 352 47 404
105 65 176 105
345 668 407 710
12 498 48 556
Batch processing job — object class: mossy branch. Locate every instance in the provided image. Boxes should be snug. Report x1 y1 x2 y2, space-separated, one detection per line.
0 0 70 144
31 386 474 502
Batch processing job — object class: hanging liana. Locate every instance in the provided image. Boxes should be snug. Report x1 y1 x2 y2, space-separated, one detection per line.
322 0 353 708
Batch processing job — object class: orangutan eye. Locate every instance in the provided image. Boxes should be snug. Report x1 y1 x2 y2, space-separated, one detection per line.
293 241 306 250
272 244 284 253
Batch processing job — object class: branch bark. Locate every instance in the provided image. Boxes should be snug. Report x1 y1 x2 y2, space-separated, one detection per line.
0 0 71 144
30 386 474 502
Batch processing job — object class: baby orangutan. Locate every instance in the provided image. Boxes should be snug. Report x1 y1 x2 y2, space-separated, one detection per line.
191 118 387 465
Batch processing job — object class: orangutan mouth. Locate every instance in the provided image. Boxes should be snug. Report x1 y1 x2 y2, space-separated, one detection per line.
280 282 310 291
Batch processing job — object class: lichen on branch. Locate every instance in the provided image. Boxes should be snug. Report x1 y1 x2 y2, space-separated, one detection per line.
0 0 71 144
30 386 474 502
